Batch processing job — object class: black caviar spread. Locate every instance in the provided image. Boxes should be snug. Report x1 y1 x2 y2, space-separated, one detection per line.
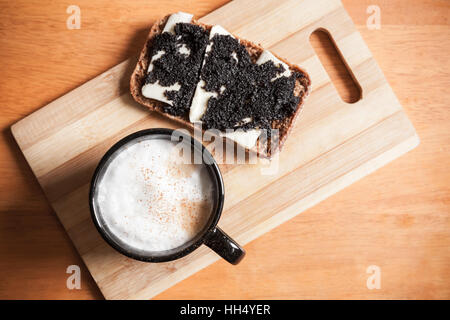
145 24 303 131
145 23 209 116
199 34 303 132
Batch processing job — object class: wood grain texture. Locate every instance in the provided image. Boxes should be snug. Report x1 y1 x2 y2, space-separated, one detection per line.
0 0 448 299
10 0 420 299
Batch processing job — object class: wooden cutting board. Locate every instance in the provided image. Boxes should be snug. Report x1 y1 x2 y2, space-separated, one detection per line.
11 0 419 299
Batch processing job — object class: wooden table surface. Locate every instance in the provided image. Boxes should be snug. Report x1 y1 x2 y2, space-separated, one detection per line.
0 0 448 299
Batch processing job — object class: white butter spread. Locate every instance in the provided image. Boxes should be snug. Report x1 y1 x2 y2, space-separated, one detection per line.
221 129 262 149
234 117 252 127
162 12 193 34
205 25 232 54
141 12 193 105
178 43 190 55
257 50 291 81
223 50 292 148
142 14 267 150
189 25 233 122
189 80 218 122
215 52 290 148
189 25 263 148
147 50 165 73
141 82 181 105
231 51 238 62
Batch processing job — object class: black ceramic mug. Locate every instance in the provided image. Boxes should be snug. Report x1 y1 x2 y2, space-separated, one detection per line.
89 128 245 265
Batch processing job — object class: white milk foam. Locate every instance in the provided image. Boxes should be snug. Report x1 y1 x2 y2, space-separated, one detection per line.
96 138 214 252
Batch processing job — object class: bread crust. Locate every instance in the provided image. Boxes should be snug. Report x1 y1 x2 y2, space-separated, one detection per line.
130 14 311 158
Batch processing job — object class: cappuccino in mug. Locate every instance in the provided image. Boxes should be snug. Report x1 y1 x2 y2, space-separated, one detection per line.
95 138 214 252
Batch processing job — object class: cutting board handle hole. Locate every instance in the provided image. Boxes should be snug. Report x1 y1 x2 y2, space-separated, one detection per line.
310 29 362 104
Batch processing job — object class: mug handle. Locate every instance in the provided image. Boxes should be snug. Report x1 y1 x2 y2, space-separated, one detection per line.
204 227 245 265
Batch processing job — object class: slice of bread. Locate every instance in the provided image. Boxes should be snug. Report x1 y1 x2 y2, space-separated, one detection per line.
130 14 311 158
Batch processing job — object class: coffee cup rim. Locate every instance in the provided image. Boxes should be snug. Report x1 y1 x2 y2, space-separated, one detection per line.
89 128 225 263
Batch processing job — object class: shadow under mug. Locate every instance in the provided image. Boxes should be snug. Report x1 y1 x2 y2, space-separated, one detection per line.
89 128 245 265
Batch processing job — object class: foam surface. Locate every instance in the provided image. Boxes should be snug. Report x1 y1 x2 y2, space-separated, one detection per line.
96 138 214 252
